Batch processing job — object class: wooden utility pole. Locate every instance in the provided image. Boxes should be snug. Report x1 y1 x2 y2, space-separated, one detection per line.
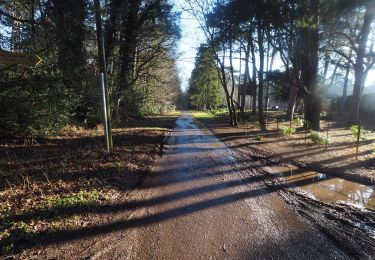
94 0 113 154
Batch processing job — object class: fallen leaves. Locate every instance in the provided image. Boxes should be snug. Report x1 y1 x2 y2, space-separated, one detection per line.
0 115 177 255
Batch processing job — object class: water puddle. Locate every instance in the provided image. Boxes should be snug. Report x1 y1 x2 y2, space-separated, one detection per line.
272 165 375 210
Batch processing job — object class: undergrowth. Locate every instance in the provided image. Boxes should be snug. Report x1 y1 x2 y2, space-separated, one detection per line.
0 114 177 255
350 125 368 141
310 131 329 145
279 127 296 136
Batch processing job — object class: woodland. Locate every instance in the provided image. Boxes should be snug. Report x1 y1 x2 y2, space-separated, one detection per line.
0 0 182 137
186 0 375 131
0 0 375 257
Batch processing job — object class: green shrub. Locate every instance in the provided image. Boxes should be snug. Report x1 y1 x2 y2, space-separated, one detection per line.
350 125 368 141
310 131 329 145
0 69 78 137
279 126 296 136
138 101 162 116
293 117 304 126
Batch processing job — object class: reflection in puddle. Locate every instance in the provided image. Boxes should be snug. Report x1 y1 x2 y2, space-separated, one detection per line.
274 166 375 210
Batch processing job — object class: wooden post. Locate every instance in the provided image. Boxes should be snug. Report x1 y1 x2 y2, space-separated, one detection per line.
289 120 292 138
326 121 329 148
356 123 361 160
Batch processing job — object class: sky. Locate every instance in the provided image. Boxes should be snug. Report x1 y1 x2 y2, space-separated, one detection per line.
172 0 205 91
171 0 375 93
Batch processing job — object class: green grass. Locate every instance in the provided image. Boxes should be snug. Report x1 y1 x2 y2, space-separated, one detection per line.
163 110 180 117
190 111 215 119
41 190 100 210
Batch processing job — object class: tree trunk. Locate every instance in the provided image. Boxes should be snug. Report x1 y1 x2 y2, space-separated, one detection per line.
350 1 375 123
229 40 238 126
119 0 140 91
250 40 257 115
300 0 320 130
257 26 266 132
339 65 350 116
322 54 330 82
265 39 270 111
51 0 86 122
52 0 86 89
328 61 340 89
265 49 276 111
217 58 235 126
104 0 125 62
286 82 298 121
241 45 250 112
237 46 242 110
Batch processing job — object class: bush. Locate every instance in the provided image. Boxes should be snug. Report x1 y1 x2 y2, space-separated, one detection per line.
0 70 76 137
279 126 296 136
138 101 162 116
350 125 368 141
293 117 304 126
310 131 329 145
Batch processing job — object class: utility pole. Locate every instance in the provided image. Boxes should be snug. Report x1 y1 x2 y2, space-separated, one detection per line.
94 0 113 154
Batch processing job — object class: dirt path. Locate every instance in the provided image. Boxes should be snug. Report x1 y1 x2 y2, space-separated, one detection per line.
132 112 350 259
11 112 360 259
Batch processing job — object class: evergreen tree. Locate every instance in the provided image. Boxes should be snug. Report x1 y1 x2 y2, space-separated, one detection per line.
188 45 223 110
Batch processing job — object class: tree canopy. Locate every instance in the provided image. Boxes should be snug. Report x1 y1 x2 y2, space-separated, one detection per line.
0 0 182 137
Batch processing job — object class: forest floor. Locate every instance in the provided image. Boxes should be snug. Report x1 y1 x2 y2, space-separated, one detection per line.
197 111 375 185
0 112 179 256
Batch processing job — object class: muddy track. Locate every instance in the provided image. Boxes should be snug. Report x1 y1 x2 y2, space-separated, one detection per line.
133 112 353 259
203 119 375 259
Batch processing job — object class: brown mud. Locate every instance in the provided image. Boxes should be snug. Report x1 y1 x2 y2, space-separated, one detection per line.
201 116 375 259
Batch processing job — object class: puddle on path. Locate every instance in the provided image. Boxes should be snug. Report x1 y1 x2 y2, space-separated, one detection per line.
272 165 374 210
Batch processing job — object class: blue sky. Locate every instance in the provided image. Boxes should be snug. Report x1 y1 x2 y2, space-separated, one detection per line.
172 0 205 91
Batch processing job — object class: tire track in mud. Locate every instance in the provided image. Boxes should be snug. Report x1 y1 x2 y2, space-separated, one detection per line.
216 132 375 259
133 112 351 259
